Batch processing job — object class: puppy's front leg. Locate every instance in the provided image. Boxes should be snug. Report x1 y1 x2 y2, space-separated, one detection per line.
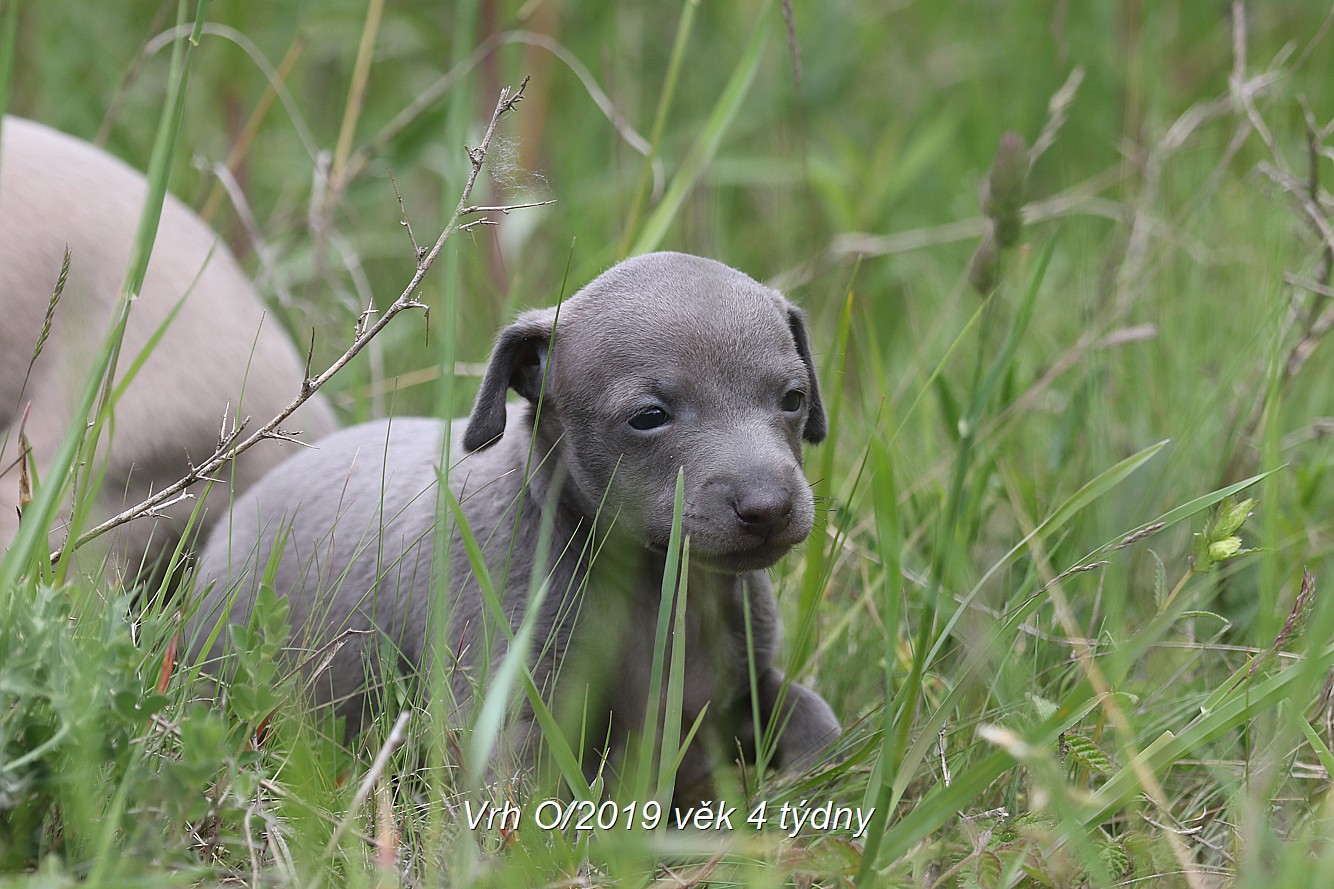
755 666 840 771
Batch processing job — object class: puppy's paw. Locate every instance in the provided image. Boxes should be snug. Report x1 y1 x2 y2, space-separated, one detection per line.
770 679 841 770
746 667 840 771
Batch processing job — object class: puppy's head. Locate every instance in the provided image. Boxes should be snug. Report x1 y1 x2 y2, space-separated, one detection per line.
463 252 825 572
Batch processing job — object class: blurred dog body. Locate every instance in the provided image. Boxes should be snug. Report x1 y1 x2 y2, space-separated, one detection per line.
0 116 336 567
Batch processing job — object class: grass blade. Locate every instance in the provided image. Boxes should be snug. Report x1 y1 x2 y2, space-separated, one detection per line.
628 0 773 256
0 0 16 126
618 0 700 258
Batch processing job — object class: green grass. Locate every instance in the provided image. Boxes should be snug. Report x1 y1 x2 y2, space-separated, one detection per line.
6 1 1334 886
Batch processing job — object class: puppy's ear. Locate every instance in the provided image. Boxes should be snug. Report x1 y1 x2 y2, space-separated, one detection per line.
463 307 559 452
786 304 827 444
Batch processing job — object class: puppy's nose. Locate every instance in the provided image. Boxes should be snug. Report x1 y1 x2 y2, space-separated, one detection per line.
734 488 794 540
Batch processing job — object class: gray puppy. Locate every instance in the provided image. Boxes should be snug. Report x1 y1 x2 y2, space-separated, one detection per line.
0 116 336 566
190 252 839 797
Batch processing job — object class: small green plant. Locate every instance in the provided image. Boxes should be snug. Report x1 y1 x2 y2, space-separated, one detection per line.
1191 495 1259 572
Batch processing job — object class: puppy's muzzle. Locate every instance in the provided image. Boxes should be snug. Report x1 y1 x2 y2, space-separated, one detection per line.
688 469 813 571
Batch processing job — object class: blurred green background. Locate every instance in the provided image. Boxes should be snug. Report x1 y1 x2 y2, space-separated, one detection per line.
12 0 1334 780
8 1 1334 884
18 0 1327 626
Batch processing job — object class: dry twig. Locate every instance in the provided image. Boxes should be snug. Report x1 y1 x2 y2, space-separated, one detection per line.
311 709 412 886
49 78 537 565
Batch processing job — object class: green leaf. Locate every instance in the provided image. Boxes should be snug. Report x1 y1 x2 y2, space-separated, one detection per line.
1151 550 1167 611
1097 840 1131 879
1212 496 1256 540
1298 717 1334 781
975 849 1003 888
1062 734 1115 775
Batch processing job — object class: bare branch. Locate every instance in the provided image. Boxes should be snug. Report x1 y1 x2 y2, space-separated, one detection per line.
459 199 557 216
390 175 423 262
48 78 534 565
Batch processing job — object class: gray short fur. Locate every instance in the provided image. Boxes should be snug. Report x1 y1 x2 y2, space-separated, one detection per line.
189 251 840 798
0 116 336 565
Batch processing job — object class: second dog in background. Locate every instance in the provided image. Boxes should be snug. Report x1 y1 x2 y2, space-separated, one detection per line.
0 117 336 567
190 251 840 801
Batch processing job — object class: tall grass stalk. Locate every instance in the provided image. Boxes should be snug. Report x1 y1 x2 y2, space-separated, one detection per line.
627 0 773 256
616 0 699 259
0 0 15 125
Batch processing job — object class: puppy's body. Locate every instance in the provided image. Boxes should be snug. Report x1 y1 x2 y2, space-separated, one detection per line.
191 252 839 793
0 116 336 563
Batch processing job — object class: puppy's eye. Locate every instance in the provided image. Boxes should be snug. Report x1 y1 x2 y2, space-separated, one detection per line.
629 407 671 431
780 389 805 413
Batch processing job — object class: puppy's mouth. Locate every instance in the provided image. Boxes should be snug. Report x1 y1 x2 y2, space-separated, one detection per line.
698 541 796 573
649 527 806 573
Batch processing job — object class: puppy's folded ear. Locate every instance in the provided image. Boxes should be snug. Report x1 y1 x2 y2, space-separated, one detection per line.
463 306 560 452
785 304 827 444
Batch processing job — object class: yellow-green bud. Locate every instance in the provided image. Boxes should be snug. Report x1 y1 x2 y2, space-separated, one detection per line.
1208 536 1243 562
